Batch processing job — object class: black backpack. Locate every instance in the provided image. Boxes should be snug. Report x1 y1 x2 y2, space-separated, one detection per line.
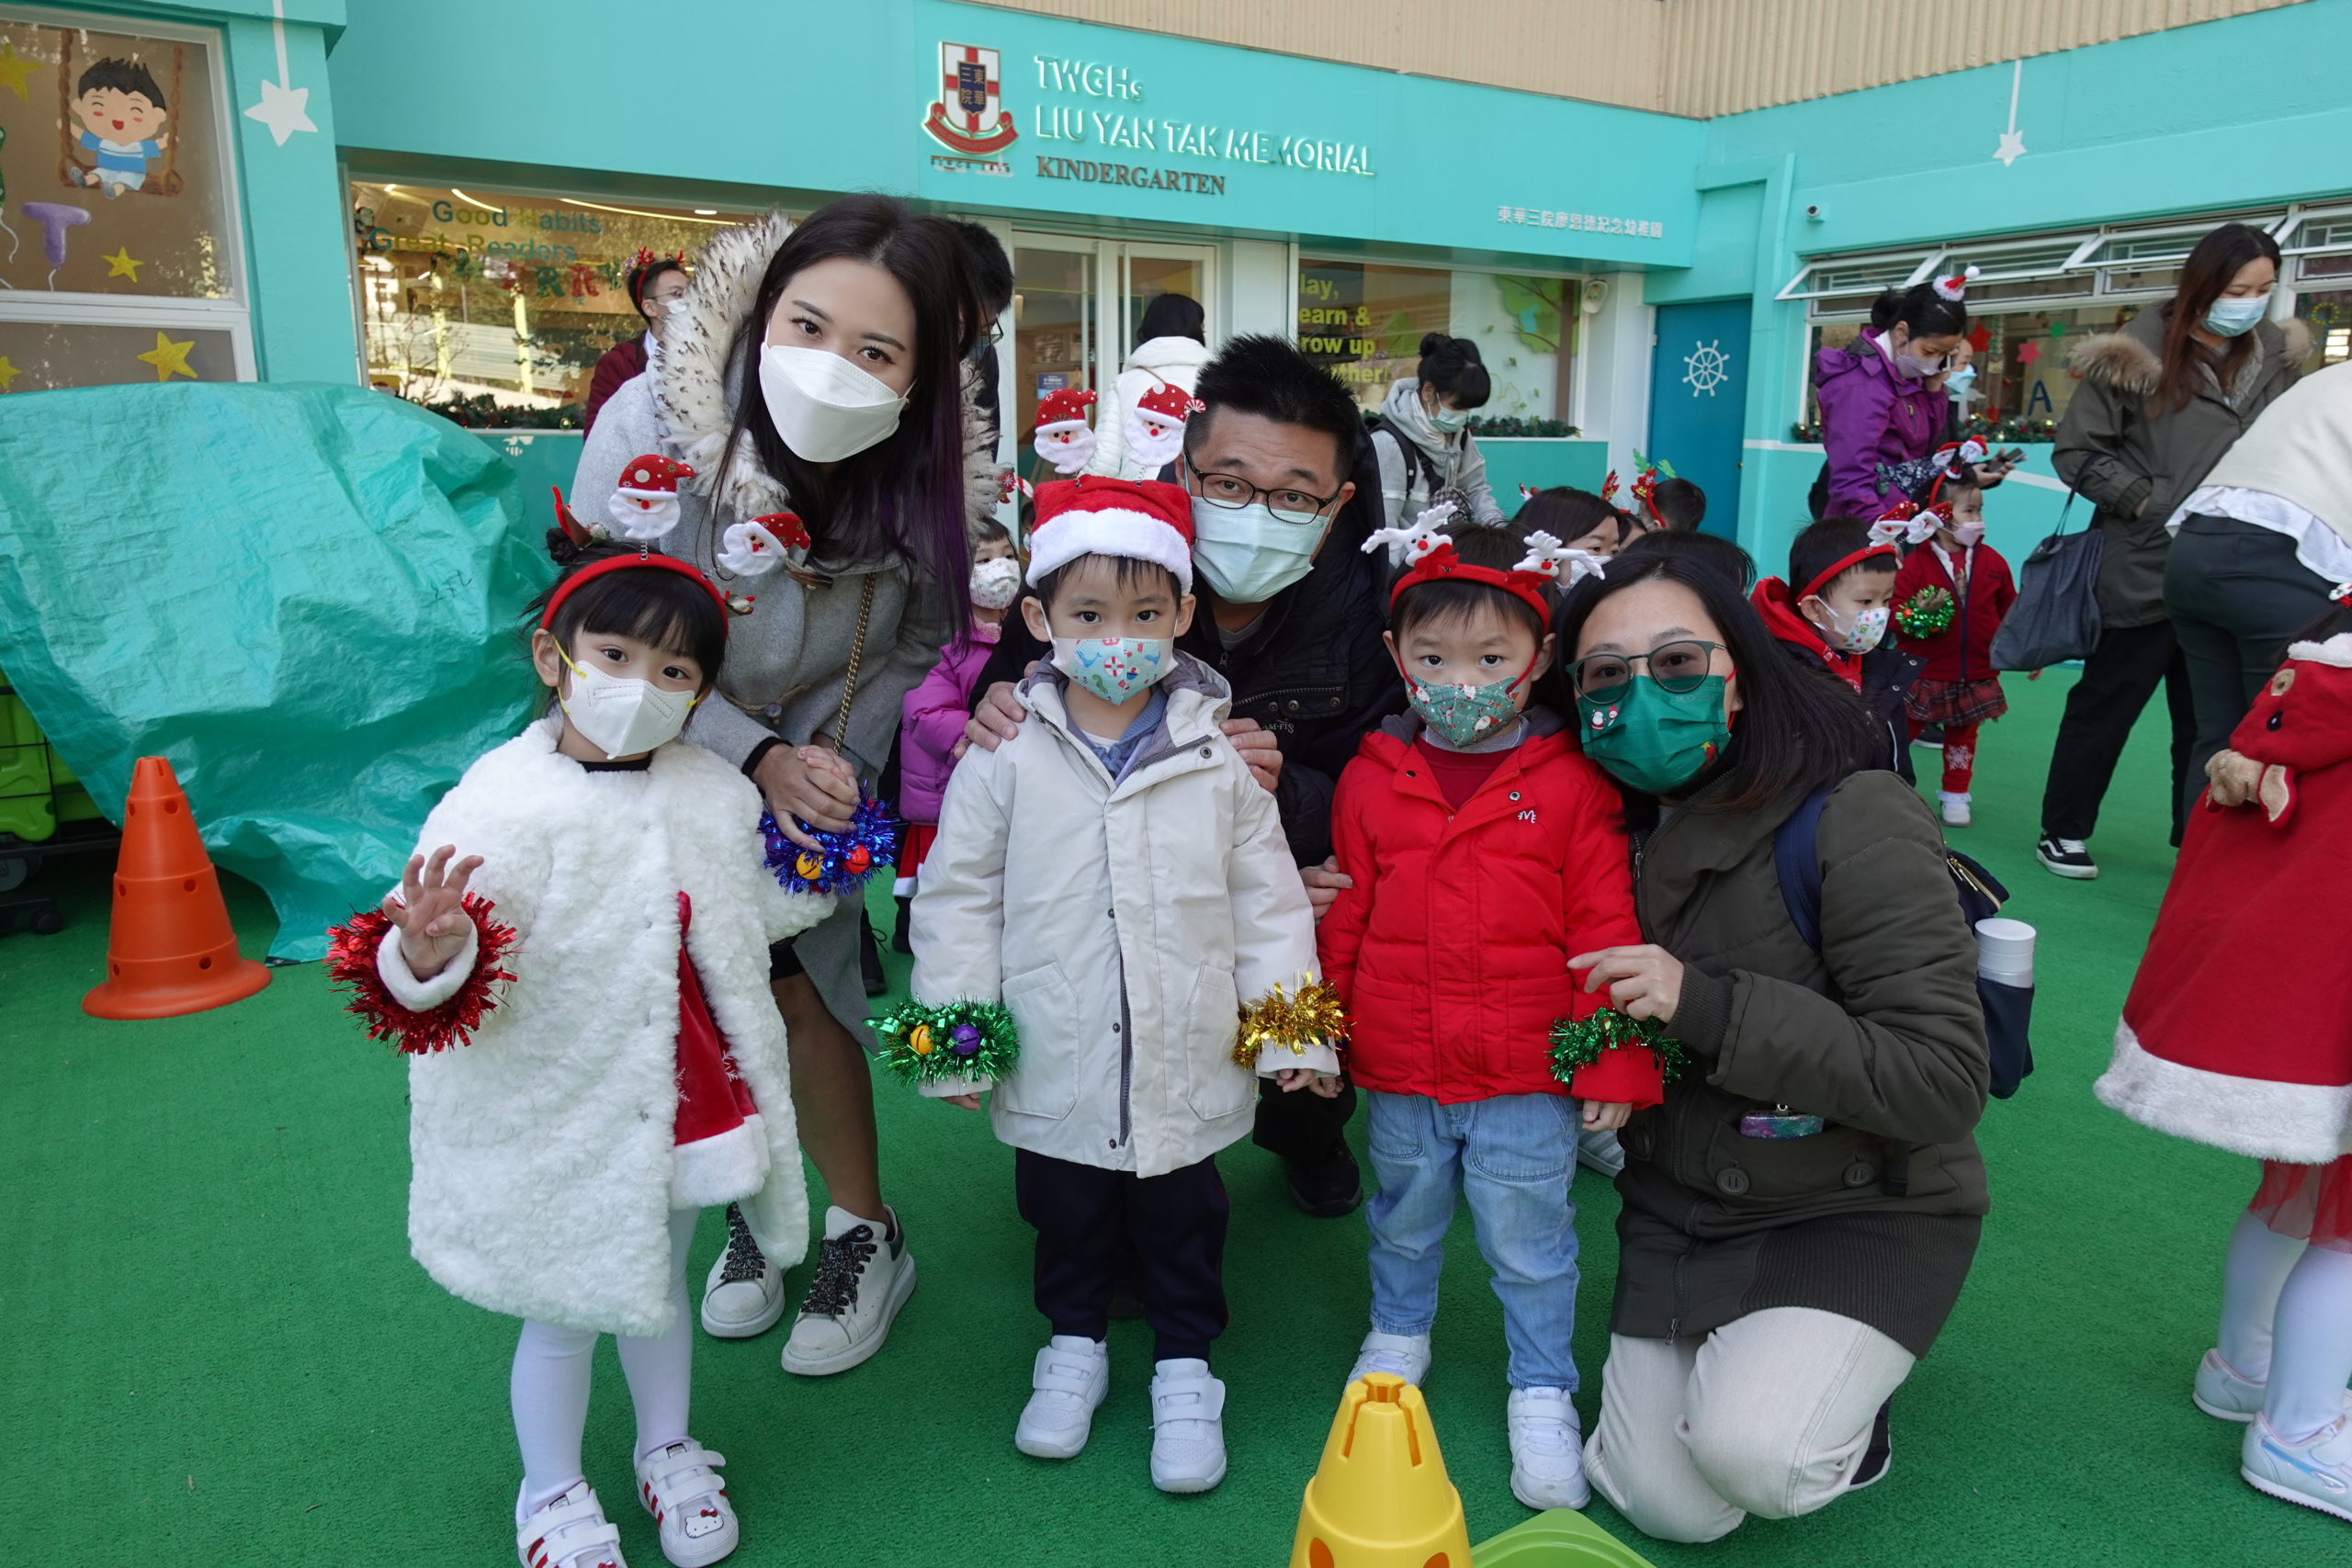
1771 784 2034 1100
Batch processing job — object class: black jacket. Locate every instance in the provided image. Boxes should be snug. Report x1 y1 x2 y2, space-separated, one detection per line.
976 433 1404 867
1770 640 1923 781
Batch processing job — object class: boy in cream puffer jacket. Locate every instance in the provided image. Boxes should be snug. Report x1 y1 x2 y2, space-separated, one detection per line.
906 476 1341 1495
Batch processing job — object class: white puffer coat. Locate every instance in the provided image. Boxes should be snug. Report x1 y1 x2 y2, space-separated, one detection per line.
379 719 832 1337
909 658 1339 1177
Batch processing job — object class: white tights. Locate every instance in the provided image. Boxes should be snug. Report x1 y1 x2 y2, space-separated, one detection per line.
513 1207 698 1518
2217 1206 2352 1441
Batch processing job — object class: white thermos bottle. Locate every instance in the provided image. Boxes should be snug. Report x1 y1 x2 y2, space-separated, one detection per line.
1973 917 2036 987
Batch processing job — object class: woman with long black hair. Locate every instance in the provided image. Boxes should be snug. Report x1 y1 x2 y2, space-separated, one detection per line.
2039 221 2307 877
575 195 998 1374
1544 552 1989 1543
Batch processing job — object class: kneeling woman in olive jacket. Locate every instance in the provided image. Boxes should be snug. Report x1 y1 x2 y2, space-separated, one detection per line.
1554 550 1989 1545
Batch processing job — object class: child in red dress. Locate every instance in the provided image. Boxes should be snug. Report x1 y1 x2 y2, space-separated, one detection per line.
2097 594 2352 1526
1891 467 2016 829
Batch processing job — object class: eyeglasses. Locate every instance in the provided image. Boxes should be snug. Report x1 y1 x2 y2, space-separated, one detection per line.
1566 640 1725 699
1182 461 1344 526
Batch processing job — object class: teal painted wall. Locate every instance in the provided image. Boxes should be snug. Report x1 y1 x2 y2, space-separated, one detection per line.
326 0 1708 269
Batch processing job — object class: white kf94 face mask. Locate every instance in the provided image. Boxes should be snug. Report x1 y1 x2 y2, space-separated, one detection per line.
758 343 909 462
560 650 699 760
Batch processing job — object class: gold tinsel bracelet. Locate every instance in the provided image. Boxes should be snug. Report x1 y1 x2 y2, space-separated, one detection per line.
1231 977 1351 1069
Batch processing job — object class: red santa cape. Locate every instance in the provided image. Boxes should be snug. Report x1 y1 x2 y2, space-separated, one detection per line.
2097 631 2352 1167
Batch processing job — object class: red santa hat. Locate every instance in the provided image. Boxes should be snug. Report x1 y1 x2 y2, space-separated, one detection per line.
616 453 694 504
1134 382 1204 425
1036 387 1097 429
1025 475 1195 592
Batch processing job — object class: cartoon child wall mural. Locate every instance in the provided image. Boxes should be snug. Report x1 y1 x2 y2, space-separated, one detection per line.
67 56 169 197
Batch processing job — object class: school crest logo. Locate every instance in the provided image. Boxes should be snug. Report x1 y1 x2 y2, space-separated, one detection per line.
923 43 1018 155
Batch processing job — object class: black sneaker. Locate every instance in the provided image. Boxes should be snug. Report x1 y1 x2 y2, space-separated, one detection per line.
2035 834 2098 880
1849 1399 1893 1491
860 911 888 996
890 894 913 954
1285 1142 1363 1218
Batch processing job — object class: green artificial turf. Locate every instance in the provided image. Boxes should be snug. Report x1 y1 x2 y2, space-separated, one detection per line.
1 670 2339 1566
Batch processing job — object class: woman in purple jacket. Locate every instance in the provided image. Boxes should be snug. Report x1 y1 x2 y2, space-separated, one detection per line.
1813 272 2007 518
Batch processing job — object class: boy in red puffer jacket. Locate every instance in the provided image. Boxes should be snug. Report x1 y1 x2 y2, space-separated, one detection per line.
1319 521 1658 1514
1892 467 2017 829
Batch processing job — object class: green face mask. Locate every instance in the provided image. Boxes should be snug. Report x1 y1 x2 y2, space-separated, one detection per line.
1576 674 1733 795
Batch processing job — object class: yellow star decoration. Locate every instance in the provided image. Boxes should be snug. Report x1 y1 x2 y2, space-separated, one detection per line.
103 247 143 282
136 332 198 382
0 356 20 392
0 43 35 102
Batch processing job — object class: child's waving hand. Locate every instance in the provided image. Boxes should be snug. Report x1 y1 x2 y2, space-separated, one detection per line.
387 844 485 980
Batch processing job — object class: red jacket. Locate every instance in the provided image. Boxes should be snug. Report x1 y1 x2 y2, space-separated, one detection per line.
1319 716 1657 1106
1893 543 2015 683
582 336 649 434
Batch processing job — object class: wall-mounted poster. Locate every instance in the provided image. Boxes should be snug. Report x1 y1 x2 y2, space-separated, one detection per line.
0 7 236 303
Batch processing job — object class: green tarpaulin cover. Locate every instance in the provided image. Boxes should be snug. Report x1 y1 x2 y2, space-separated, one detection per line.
0 382 549 961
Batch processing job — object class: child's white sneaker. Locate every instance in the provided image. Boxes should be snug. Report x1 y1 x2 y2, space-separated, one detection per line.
1508 1387 1590 1510
2194 1348 2267 1422
634 1441 737 1568
1348 1330 1432 1389
700 1204 785 1339
516 1480 627 1568
2193 1348 2352 1424
1148 1359 1228 1493
1939 792 1972 829
1015 1336 1109 1459
2241 1414 2352 1524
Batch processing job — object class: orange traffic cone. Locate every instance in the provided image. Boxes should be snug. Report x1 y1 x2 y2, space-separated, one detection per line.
83 757 269 1020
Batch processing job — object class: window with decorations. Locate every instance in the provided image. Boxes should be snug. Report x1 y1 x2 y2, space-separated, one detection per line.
1296 257 1579 435
1783 207 2352 445
0 6 247 394
349 183 761 427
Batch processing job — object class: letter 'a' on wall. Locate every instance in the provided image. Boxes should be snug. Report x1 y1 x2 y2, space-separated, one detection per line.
0 5 249 390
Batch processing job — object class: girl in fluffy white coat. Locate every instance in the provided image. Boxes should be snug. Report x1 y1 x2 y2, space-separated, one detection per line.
329 547 832 1568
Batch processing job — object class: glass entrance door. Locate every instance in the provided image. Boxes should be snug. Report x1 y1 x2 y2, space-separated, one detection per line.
1116 243 1216 367
1011 239 1099 486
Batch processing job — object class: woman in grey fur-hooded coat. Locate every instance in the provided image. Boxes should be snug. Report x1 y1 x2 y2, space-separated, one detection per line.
575 204 998 1053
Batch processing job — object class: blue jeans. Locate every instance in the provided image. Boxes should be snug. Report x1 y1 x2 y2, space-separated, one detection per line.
1363 1089 1581 1391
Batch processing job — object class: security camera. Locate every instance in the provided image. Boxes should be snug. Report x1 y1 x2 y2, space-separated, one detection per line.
1580 277 1609 315
1804 204 1825 221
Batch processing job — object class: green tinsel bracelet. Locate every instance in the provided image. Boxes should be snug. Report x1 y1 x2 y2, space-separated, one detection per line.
1548 1007 1690 1086
872 998 1020 1088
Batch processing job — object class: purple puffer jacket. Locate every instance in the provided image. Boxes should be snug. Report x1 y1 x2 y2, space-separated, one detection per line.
1813 330 1951 518
899 626 1001 824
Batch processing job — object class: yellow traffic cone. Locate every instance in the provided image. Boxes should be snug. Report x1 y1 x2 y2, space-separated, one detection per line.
1289 1373 1474 1568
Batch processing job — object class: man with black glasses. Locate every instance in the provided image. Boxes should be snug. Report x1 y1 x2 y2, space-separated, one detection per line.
967 334 1403 1215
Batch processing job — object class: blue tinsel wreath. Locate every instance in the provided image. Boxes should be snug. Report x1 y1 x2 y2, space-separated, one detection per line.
761 792 902 897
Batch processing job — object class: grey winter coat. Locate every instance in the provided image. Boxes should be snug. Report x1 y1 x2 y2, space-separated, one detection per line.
2054 306 2306 628
1374 377 1506 530
572 211 998 1042
1611 771 1990 1358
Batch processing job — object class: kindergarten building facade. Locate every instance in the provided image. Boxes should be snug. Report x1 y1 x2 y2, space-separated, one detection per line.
4 0 2350 567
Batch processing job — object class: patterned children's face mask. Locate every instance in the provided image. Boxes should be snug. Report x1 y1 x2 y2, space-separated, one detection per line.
1407 660 1534 748
1052 635 1172 705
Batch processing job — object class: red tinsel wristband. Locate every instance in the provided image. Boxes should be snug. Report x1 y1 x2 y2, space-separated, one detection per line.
325 894 517 1055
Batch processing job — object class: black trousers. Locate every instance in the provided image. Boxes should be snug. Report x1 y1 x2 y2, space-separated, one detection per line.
1251 1074 1357 1162
2165 514 2337 822
2040 619 2193 845
1014 1147 1228 1364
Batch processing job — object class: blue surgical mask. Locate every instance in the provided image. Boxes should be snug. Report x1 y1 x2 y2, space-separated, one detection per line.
1428 404 1472 434
2203 294 2270 338
1189 499 1324 604
1942 365 1977 401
